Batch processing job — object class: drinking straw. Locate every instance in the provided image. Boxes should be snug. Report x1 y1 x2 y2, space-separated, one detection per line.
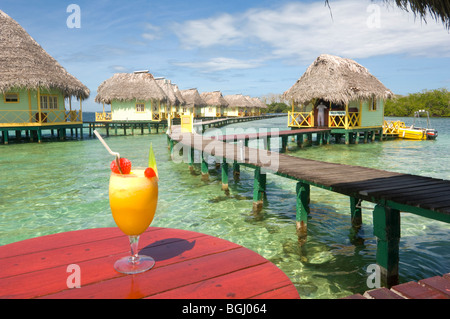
93 130 123 174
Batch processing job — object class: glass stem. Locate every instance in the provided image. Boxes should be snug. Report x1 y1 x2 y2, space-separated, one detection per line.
129 235 140 264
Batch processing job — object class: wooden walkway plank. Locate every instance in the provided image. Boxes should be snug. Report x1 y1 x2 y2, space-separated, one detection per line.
391 281 448 299
419 276 450 298
349 273 450 299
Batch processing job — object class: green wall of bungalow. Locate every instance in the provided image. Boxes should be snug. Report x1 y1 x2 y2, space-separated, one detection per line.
110 99 164 121
360 98 384 127
0 88 81 126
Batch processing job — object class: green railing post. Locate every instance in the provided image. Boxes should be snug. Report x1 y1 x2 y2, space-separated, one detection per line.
201 153 209 180
233 160 240 179
373 204 400 288
296 181 310 245
350 197 362 227
188 146 194 173
253 167 266 212
222 159 229 192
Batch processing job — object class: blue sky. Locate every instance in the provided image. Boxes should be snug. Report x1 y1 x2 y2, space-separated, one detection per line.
2 0 450 111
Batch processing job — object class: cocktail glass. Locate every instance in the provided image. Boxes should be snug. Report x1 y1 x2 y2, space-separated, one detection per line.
109 168 158 274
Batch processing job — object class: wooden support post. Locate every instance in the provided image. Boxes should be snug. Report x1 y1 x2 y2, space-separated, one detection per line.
37 128 42 143
221 160 229 192
350 197 362 227
188 146 195 173
233 161 240 179
201 153 209 180
281 135 288 153
297 134 304 148
373 204 400 288
296 181 310 246
169 138 175 161
253 167 266 212
345 132 350 145
2 130 8 145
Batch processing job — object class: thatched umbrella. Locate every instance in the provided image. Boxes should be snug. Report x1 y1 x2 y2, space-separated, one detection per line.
95 71 167 104
200 91 229 107
284 54 394 105
180 88 206 108
0 10 89 99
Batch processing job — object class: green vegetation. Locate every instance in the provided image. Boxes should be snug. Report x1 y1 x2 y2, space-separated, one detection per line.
384 88 450 117
261 102 291 114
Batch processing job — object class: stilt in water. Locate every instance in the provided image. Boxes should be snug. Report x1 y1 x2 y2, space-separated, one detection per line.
296 181 310 246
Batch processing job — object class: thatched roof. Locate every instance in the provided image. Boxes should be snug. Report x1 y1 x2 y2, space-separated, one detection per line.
0 10 89 99
171 83 186 106
249 97 268 109
180 88 206 108
283 54 394 105
95 71 167 104
155 78 181 106
200 91 229 107
223 94 253 108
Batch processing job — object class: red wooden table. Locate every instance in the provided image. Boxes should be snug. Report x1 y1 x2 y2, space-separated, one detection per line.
0 227 300 299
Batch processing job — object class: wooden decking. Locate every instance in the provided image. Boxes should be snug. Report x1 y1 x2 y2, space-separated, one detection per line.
344 273 450 299
0 227 299 299
216 128 331 142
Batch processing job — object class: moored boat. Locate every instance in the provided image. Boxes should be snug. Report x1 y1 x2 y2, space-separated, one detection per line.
397 110 437 140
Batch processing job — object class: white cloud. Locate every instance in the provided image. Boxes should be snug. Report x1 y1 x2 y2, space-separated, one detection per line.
142 23 161 41
173 57 262 72
173 0 450 64
174 13 243 48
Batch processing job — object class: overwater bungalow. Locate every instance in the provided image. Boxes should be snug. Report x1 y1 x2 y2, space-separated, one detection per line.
247 97 267 116
223 94 253 117
200 91 229 117
179 88 206 118
284 54 394 142
171 83 186 118
95 71 167 121
155 78 184 119
0 10 90 143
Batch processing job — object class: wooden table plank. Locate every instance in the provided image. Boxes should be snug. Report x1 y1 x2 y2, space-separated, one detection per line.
0 227 299 299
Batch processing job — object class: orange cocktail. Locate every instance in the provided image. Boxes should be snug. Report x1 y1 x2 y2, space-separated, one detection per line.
109 169 158 236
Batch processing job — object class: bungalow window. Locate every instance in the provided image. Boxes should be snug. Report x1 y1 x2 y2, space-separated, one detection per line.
369 98 377 111
136 103 145 112
4 93 19 103
40 95 58 109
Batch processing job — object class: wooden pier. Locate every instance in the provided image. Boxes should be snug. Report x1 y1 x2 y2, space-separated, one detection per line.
167 125 450 288
216 127 332 151
84 120 169 137
344 272 450 299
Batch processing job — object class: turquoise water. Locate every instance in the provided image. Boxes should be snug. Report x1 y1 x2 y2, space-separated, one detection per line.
0 116 449 298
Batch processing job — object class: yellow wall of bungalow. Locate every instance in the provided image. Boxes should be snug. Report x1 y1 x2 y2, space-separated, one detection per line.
0 88 81 126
